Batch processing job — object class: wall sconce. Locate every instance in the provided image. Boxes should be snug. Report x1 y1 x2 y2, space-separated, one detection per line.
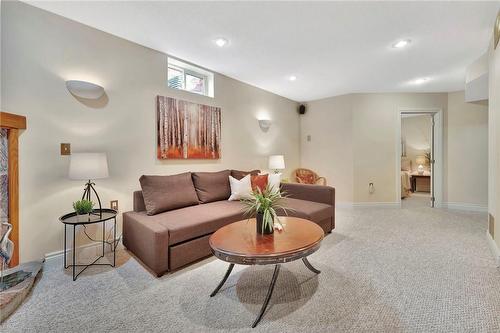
66 80 105 99
258 119 272 132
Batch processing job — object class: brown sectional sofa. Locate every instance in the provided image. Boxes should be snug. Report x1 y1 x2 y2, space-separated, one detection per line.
123 170 335 276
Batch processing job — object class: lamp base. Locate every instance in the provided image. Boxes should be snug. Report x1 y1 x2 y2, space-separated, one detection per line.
82 180 102 217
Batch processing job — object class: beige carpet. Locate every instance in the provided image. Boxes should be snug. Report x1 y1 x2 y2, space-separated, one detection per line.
2 205 500 332
402 192 431 209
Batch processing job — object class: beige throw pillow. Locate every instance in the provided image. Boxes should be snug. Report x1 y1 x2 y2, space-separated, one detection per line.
228 175 253 201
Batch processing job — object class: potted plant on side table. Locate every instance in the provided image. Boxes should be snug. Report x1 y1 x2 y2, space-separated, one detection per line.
241 186 289 235
72 199 94 221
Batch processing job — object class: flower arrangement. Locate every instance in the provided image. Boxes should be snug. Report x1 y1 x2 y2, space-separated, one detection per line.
241 185 289 234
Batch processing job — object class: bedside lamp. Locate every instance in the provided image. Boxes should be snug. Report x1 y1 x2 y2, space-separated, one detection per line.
69 153 109 217
415 155 426 175
268 155 285 174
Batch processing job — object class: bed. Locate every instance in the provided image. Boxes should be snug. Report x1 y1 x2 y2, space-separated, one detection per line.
401 157 412 199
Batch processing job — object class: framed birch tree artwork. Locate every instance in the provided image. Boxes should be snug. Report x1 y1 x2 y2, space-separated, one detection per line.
157 96 221 159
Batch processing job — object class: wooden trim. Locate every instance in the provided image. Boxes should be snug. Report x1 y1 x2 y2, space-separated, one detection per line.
1 111 26 267
0 112 26 130
7 129 19 267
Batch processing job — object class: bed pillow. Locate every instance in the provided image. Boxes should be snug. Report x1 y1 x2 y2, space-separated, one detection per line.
228 175 253 201
192 170 231 203
139 173 199 215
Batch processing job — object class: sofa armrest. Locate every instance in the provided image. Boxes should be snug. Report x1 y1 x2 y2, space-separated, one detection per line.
122 211 170 276
280 182 335 207
133 191 146 212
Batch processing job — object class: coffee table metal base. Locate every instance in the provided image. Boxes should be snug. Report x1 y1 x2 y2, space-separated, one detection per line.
209 257 320 328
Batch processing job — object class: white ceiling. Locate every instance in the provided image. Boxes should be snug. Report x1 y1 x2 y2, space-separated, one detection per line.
27 1 500 102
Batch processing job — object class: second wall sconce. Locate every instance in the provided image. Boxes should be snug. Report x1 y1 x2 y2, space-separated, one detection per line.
258 119 272 132
66 80 105 99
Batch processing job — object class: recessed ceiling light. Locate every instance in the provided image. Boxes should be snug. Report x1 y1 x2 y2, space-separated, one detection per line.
214 38 228 47
413 77 429 84
288 75 297 81
392 39 411 49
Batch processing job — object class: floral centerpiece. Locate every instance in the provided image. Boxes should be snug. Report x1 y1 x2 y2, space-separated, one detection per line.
241 185 289 234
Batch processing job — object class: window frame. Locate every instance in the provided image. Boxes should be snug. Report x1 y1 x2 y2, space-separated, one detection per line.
167 57 214 98
167 64 185 90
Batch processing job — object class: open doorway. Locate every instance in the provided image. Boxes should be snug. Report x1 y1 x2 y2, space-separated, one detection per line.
397 108 443 208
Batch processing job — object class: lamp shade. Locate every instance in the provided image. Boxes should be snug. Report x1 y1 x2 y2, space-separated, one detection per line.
268 155 285 170
69 153 109 180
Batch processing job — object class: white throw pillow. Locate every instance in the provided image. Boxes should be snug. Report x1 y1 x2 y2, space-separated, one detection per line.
228 175 253 201
267 173 282 194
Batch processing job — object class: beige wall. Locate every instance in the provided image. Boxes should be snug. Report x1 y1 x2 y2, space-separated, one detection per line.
489 36 500 248
1 2 300 261
301 92 487 206
445 91 488 206
352 93 448 203
300 95 353 204
302 93 448 204
402 115 432 173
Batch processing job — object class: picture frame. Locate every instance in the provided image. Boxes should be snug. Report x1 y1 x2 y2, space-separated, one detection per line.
156 96 221 159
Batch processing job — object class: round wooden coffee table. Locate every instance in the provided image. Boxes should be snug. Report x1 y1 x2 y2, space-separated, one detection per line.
209 217 324 328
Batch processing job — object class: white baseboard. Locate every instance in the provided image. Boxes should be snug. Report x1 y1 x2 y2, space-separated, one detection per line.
441 202 488 212
352 202 401 208
335 202 401 209
335 202 354 209
45 238 122 263
337 201 486 212
486 231 500 267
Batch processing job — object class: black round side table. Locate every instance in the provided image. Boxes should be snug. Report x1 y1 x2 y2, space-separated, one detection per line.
59 209 117 281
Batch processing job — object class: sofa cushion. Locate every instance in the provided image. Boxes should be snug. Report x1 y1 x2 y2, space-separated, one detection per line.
278 198 333 223
231 169 260 180
153 200 247 245
139 173 199 215
192 170 231 203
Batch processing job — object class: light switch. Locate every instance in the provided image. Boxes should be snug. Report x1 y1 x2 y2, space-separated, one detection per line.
61 143 71 155
307 135 311 142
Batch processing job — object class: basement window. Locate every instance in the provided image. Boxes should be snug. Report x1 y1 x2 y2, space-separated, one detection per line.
167 57 214 97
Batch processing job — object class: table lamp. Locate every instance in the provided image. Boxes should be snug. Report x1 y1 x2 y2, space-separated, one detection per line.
268 155 285 174
415 155 426 175
69 153 109 217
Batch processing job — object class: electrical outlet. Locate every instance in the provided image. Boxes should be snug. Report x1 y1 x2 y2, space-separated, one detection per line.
368 182 375 194
110 200 118 211
60 143 71 155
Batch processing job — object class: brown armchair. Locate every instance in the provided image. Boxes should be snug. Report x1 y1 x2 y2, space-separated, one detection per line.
292 168 327 185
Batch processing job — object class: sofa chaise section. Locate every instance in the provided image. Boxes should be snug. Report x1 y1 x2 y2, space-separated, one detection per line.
280 182 335 232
